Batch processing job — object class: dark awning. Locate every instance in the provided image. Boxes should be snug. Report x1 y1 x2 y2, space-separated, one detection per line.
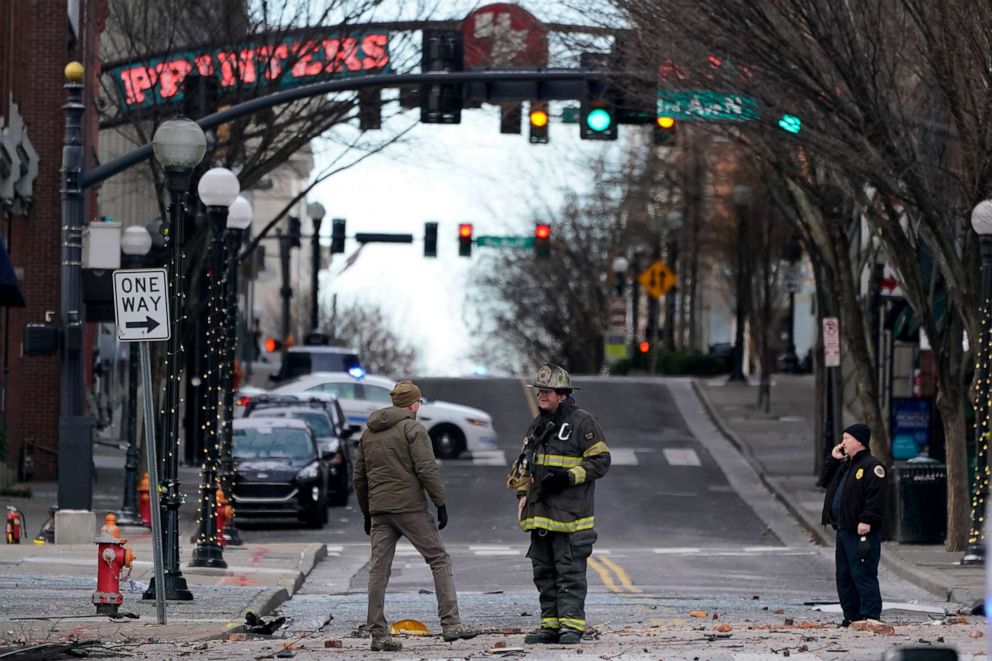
0 236 25 308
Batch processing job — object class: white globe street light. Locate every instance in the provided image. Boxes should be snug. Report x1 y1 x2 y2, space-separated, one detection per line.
971 200 992 236
197 168 240 208
307 201 326 221
121 225 153 257
152 117 206 171
612 256 630 275
227 196 253 230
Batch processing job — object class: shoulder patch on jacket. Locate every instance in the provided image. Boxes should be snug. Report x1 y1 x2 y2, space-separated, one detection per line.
584 432 594 440
874 465 885 478
855 468 864 480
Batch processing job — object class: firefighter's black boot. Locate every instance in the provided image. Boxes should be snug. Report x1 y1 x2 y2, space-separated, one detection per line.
524 629 559 644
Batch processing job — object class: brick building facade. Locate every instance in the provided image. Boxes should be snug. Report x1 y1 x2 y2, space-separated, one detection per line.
0 0 106 481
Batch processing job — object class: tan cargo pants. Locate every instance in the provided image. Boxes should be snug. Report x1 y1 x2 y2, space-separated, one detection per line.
367 509 461 637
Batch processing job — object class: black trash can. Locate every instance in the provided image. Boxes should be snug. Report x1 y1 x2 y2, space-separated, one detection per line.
890 461 947 544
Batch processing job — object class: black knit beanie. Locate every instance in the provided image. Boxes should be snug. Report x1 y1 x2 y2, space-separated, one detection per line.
843 423 871 447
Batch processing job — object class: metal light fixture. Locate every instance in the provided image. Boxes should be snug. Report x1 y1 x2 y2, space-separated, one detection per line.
219 194 252 547
116 225 153 528
145 116 206 602
307 201 326 331
189 168 239 570
729 185 753 382
963 199 992 565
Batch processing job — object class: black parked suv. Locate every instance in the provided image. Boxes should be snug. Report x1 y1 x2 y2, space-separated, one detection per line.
271 346 364 384
232 418 329 528
243 395 354 506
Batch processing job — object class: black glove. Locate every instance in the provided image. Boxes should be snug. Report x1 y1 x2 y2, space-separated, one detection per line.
437 505 448 530
540 470 571 495
364 514 371 536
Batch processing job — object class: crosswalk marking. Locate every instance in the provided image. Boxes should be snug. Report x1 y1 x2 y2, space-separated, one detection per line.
446 446 704 467
607 448 640 466
463 450 507 466
663 448 701 466
652 546 816 556
469 545 520 556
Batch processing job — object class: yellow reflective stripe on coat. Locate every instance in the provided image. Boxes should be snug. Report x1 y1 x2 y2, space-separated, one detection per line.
535 453 582 468
569 466 587 485
583 441 609 457
520 516 595 532
559 617 586 631
540 617 560 629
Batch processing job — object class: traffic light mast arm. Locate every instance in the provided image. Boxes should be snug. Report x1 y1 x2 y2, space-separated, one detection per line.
81 70 631 189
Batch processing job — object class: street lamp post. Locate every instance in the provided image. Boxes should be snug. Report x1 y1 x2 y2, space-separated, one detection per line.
189 168 239 569
665 210 684 352
611 256 629 297
58 62 95 514
781 235 803 373
307 202 325 333
143 117 205 602
963 200 992 565
116 226 153 527
729 185 753 382
219 195 252 547
278 228 294 356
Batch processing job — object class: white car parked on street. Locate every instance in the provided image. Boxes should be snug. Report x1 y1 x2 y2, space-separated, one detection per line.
268 373 497 459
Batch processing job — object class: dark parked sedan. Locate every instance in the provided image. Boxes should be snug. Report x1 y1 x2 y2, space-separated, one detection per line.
232 418 328 528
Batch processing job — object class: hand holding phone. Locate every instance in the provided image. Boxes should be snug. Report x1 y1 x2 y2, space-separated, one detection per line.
832 443 845 460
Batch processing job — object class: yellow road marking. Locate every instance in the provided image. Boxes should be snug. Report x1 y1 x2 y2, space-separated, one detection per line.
597 555 644 593
587 555 622 593
520 378 539 418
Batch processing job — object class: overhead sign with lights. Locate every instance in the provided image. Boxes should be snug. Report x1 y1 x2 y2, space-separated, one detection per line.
108 32 391 110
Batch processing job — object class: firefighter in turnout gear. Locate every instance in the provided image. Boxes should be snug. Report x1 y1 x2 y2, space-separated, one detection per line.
511 364 610 645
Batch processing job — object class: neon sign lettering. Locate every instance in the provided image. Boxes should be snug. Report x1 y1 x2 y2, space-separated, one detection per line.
111 33 391 109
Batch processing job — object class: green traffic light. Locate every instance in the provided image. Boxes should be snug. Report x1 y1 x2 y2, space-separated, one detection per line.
586 108 612 132
778 114 801 134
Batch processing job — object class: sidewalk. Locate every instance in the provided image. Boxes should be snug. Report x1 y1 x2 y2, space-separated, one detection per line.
694 374 985 607
0 436 327 648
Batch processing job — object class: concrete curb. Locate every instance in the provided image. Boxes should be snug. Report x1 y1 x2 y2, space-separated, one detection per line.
691 380 962 604
236 543 327 622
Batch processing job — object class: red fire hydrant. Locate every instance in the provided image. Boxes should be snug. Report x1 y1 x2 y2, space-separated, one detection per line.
5 506 24 544
92 513 135 616
137 472 151 528
215 488 232 548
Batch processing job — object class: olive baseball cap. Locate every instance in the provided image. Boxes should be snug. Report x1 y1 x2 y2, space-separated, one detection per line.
390 380 422 407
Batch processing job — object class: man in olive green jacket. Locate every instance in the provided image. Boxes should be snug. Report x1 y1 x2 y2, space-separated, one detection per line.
353 380 476 652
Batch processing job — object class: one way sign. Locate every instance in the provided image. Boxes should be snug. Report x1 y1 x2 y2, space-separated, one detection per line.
112 269 170 342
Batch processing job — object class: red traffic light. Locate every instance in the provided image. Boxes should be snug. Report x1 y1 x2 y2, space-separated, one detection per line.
639 341 651 353
264 337 277 353
459 223 473 238
535 224 550 240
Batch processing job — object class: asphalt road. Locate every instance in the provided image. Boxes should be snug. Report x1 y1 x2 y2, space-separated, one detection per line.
233 376 945 645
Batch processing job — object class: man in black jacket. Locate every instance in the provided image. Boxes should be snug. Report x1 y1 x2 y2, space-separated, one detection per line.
820 423 887 626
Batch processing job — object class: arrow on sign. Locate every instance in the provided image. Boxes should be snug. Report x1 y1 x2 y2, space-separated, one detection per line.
125 316 161 334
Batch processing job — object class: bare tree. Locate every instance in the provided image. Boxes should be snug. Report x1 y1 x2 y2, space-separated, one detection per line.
610 0 992 549
323 303 420 377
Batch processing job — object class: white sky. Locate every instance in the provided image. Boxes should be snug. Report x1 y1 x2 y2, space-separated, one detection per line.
308 2 625 375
